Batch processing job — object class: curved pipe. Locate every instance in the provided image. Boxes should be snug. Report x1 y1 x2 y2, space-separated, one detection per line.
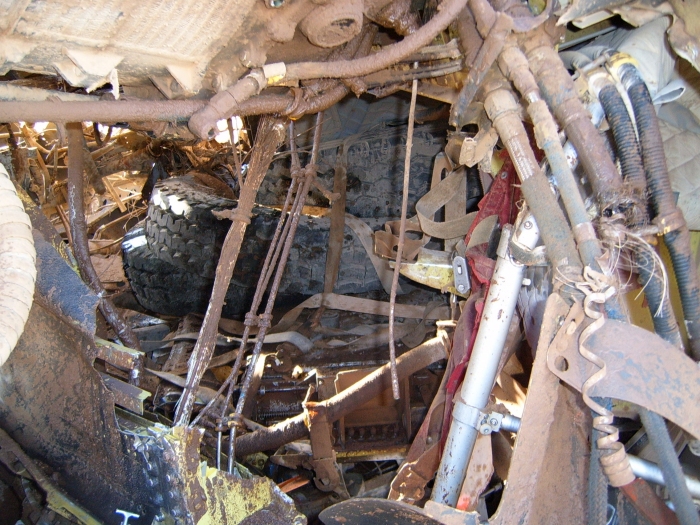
66 124 142 353
0 164 36 366
190 0 468 138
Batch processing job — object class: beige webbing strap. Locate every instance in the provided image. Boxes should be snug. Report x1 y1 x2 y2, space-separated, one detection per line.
270 292 451 334
416 163 474 240
344 213 398 295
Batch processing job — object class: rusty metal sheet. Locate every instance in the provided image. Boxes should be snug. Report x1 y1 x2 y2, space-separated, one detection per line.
0 301 158 522
320 498 444 525
100 373 150 415
490 293 590 525
546 317 700 440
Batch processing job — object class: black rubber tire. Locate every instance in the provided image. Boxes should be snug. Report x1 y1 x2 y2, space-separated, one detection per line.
145 175 280 279
257 121 447 219
130 176 385 316
122 225 253 318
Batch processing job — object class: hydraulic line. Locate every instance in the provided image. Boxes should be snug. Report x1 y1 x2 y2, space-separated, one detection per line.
615 58 700 361
483 86 582 281
603 57 698 523
522 32 623 208
639 408 700 525
595 76 682 348
498 45 602 271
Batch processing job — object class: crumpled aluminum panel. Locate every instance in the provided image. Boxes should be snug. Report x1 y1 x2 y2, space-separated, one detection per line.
0 0 257 88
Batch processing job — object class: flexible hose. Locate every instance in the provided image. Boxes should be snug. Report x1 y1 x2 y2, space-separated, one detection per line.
639 408 700 525
598 81 682 347
598 84 646 193
619 62 700 361
0 163 36 366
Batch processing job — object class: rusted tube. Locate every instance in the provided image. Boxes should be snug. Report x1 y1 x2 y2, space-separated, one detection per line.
65 123 142 353
284 0 467 81
498 45 602 271
173 117 286 427
234 336 447 457
522 32 623 205
483 87 581 275
0 94 292 124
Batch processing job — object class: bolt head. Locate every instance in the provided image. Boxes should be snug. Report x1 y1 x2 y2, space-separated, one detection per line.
524 221 533 229
490 418 499 426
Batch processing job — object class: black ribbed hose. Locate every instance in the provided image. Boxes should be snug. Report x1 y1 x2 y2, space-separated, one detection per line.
598 82 682 348
617 62 700 525
598 84 646 193
620 63 700 361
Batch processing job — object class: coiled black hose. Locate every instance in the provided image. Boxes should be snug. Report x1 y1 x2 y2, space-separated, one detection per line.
619 63 700 362
598 82 682 347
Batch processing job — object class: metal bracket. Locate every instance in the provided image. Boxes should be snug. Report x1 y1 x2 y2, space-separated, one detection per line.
452 401 506 436
305 402 351 499
452 255 470 295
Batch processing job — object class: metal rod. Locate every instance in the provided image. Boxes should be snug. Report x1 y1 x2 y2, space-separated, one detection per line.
65 123 142 353
388 68 419 401
432 212 540 507
227 113 324 473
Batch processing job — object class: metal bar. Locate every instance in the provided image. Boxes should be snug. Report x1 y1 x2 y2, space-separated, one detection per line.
66 123 142 353
431 212 540 507
234 336 447 457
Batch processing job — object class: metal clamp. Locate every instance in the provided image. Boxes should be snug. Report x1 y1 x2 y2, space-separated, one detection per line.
452 255 470 295
452 401 513 435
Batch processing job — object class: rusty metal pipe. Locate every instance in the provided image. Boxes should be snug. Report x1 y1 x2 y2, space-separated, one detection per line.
284 0 467 81
66 123 142 353
234 336 447 457
0 94 292 124
173 117 286 427
522 33 623 206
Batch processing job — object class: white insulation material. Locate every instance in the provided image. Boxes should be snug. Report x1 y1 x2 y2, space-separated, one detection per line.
0 163 36 366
